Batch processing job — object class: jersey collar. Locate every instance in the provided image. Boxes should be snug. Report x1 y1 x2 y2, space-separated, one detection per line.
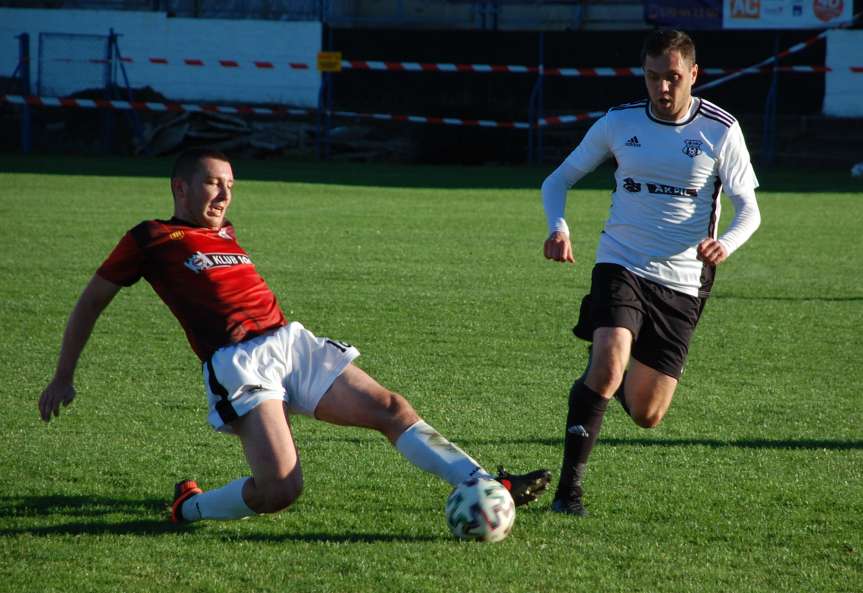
167 216 230 230
646 97 700 126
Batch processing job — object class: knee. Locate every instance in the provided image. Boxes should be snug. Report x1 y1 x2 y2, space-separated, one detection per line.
255 476 304 514
386 391 416 420
380 392 420 437
586 361 625 396
631 410 664 429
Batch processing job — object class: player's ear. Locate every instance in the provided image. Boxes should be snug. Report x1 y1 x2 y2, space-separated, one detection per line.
171 177 185 200
691 62 699 84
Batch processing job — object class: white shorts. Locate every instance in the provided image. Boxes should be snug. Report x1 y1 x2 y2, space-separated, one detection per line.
202 321 360 432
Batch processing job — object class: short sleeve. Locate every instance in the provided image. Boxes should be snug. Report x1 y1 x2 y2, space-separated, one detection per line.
718 122 759 196
96 232 144 287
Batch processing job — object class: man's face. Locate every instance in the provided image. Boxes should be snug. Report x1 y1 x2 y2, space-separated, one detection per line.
643 50 698 121
172 157 234 229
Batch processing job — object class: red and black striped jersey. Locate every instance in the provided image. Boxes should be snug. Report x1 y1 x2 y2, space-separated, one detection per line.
97 218 287 361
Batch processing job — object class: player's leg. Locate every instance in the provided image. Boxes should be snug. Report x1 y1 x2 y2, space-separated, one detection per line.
173 399 302 522
618 360 678 428
314 364 550 504
315 364 487 485
553 263 643 516
612 279 701 428
233 399 304 513
314 364 418 442
552 326 632 516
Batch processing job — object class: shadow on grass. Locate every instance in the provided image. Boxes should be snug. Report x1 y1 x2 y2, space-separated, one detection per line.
3 153 858 192
225 532 441 544
713 294 863 302
300 434 863 451
0 495 441 542
600 437 863 450
455 436 863 450
0 495 166 518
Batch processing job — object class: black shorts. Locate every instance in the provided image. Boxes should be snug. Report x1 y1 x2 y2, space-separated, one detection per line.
573 263 707 379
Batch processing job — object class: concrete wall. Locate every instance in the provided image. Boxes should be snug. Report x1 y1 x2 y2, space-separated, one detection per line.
824 29 863 118
1 8 321 106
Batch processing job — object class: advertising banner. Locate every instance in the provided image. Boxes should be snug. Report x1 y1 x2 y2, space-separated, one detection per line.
723 0 854 29
645 0 723 29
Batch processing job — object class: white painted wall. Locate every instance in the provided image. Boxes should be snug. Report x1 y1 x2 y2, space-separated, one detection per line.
824 29 863 118
0 8 321 107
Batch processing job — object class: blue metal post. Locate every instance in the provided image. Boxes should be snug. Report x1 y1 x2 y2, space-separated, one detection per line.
103 29 115 152
111 30 146 152
317 25 334 160
528 31 545 164
537 31 544 164
17 33 31 154
761 32 780 166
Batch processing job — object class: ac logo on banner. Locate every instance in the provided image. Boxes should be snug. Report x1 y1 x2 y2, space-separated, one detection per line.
730 0 760 19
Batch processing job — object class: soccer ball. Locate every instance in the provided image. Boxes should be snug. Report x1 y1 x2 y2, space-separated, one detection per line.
445 476 516 542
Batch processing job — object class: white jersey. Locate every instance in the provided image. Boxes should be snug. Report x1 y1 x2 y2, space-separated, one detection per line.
543 97 760 297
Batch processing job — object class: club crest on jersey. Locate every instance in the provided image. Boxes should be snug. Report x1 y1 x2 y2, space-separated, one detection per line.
184 251 252 274
682 139 703 158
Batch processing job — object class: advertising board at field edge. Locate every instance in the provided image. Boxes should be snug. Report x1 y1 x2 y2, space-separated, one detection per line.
723 0 854 29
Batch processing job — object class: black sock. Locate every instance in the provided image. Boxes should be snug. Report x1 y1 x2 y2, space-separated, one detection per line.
555 380 610 497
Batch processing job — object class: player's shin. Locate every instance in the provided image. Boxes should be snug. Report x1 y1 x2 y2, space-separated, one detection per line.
395 420 491 486
555 380 610 498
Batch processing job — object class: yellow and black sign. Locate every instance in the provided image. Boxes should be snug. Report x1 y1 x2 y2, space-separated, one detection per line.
317 51 343 72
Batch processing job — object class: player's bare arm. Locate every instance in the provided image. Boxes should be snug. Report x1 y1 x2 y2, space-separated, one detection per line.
696 238 728 266
39 274 121 422
544 230 574 263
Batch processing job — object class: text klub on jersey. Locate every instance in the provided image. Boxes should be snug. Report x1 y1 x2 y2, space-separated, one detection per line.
184 252 253 274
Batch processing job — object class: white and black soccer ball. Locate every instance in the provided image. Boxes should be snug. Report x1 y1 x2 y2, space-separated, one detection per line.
445 476 516 542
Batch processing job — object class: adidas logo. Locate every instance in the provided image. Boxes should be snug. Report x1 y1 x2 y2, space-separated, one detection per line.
567 424 590 438
625 136 641 147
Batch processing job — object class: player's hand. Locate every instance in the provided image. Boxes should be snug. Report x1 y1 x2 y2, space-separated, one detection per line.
39 378 76 422
696 238 728 266
544 231 574 263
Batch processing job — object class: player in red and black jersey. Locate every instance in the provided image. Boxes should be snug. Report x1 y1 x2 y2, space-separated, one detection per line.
38 149 550 524
98 217 286 362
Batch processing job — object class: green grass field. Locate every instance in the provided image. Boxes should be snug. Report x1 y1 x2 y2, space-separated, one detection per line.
1 154 861 593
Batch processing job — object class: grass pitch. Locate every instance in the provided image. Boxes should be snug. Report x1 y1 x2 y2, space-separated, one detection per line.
1 154 861 593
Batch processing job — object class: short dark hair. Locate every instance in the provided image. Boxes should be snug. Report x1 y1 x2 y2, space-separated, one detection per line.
171 148 230 181
641 29 696 66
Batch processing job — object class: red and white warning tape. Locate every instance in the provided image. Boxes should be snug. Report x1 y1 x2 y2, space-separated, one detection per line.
52 57 308 70
1 93 609 129
45 55 861 76
329 108 529 129
341 61 858 76
0 94 311 116
7 23 861 131
1 94 551 128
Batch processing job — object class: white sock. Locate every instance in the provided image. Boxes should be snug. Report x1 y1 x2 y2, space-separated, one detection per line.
395 420 492 486
182 477 256 522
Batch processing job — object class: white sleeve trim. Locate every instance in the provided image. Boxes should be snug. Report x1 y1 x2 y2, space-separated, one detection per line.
718 189 761 256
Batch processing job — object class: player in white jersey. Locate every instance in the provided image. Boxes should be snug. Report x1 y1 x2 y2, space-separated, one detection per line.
541 29 761 516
